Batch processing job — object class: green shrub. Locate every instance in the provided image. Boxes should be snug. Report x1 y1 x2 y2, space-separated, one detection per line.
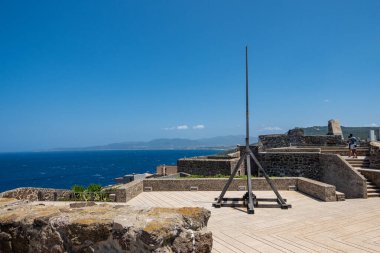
87 184 102 192
71 185 85 193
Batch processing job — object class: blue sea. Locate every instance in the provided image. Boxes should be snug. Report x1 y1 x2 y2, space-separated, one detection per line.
0 150 218 192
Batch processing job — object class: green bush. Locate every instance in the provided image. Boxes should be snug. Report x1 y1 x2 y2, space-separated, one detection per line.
87 184 102 192
71 184 85 193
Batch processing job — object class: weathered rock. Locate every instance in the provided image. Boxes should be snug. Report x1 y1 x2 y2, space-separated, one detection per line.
0 199 212 253
327 119 343 136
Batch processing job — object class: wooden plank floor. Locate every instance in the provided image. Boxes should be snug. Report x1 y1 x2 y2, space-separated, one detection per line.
127 191 380 253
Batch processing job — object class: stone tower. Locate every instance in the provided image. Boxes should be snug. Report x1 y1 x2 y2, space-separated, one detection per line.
327 119 343 137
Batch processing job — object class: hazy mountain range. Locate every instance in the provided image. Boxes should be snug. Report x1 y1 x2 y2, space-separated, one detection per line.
54 135 258 151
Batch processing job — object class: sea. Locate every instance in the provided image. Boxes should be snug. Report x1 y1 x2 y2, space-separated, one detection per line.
0 149 218 192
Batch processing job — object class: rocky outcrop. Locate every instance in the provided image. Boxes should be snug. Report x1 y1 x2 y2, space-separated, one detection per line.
0 198 212 253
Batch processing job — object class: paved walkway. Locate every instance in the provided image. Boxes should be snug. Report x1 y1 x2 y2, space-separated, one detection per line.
128 191 380 253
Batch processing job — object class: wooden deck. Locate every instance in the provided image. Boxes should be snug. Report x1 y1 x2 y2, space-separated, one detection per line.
128 191 380 253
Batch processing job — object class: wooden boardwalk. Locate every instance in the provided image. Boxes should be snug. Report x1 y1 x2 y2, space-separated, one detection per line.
128 191 380 253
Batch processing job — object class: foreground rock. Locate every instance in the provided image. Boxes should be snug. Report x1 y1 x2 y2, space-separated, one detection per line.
0 198 212 253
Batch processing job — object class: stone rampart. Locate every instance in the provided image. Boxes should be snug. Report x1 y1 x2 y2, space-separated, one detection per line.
259 134 345 149
320 154 367 198
177 157 245 176
369 142 380 169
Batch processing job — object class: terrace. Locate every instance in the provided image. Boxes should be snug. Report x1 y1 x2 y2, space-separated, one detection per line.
128 190 380 253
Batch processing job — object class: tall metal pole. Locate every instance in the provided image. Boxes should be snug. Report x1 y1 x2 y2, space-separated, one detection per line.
245 46 249 148
245 46 254 214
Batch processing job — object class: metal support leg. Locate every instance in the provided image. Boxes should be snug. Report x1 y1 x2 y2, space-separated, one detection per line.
215 155 245 205
248 150 290 208
246 153 254 214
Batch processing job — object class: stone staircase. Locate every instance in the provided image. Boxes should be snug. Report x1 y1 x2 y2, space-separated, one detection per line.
344 157 380 198
345 157 370 169
320 146 370 156
366 181 380 198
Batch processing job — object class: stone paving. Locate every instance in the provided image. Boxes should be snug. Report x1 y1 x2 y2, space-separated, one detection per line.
128 191 380 253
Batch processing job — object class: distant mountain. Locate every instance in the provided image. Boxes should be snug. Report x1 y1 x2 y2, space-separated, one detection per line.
302 126 379 140
54 135 257 151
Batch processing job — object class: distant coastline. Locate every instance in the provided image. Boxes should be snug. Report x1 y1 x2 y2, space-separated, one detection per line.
51 135 251 152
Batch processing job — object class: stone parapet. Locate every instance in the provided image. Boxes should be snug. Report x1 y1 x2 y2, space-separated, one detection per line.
143 177 337 202
259 134 345 149
357 168 380 188
369 141 380 169
143 177 298 192
115 179 143 202
0 187 71 201
297 177 337 201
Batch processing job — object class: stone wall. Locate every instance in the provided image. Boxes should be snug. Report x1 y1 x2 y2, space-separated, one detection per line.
156 165 178 175
254 152 321 180
297 177 336 201
259 134 345 149
116 179 143 202
0 187 128 202
177 157 245 176
320 154 367 198
357 169 380 188
266 147 322 153
143 177 338 202
0 187 71 201
369 142 380 169
143 178 297 191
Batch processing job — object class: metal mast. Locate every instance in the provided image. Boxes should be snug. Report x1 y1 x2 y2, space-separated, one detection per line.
213 46 291 214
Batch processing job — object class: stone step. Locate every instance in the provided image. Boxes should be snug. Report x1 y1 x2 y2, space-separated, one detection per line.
367 189 380 194
348 162 370 165
336 191 345 201
367 193 380 198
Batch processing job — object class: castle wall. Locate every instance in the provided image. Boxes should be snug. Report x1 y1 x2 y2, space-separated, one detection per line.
177 157 245 176
259 134 345 149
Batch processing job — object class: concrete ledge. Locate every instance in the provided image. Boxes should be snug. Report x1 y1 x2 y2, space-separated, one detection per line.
357 168 380 188
297 177 337 201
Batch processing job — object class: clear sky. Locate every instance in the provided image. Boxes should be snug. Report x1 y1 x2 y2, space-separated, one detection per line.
0 0 379 151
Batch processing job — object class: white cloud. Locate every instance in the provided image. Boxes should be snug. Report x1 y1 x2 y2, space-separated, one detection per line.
324 99 330 103
263 126 282 131
163 127 175 131
193 124 205 130
176 125 189 130
369 123 378 127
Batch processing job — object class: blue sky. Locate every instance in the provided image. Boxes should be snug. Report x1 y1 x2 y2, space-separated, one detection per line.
0 0 379 151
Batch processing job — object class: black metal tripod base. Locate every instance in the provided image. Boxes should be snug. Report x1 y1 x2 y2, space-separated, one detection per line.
213 192 292 212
